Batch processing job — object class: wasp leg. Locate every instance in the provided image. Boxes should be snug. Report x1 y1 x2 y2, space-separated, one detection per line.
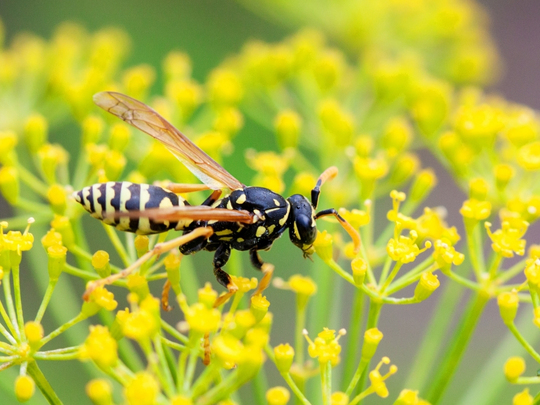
212 244 238 307
311 166 339 209
201 189 222 207
83 227 213 301
249 249 275 296
204 244 238 366
315 208 362 254
161 279 173 311
162 182 212 193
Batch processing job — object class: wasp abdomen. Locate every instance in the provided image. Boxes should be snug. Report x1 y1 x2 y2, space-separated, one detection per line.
73 182 190 235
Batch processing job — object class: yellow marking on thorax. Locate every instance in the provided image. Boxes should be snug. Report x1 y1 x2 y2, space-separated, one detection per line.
227 200 233 210
216 229 233 236
273 199 280 206
268 224 276 234
256 226 266 237
237 237 244 243
236 193 246 204
279 203 290 226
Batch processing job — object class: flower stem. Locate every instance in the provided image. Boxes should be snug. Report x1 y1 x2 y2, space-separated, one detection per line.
342 288 364 390
35 280 58 324
281 372 312 405
426 291 489 404
27 361 63 405
507 322 540 363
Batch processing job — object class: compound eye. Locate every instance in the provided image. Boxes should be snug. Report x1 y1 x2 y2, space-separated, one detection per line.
293 213 316 245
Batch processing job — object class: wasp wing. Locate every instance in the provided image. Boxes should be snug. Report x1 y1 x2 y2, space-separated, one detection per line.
93 91 244 191
110 205 255 224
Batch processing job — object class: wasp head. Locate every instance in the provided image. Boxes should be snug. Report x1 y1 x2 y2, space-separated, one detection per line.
287 194 317 257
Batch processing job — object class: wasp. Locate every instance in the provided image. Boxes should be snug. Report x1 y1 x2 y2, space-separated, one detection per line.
76 92 361 306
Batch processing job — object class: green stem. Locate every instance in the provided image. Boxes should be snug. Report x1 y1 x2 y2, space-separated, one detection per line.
356 301 382 398
3 273 20 339
426 292 489 404
321 361 331 405
12 264 26 340
0 291 18 343
507 323 540 363
342 288 365 390
345 356 370 397
280 372 312 405
295 301 307 366
35 280 58 324
41 312 87 346
27 361 63 405
102 224 131 267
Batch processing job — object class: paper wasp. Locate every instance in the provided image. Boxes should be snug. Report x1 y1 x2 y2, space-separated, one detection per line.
76 91 361 306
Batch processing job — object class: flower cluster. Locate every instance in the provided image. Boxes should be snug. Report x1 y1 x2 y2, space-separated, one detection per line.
0 1 538 404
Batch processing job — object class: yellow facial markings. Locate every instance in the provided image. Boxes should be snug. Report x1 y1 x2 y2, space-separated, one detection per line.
256 226 266 237
236 193 247 204
293 222 301 240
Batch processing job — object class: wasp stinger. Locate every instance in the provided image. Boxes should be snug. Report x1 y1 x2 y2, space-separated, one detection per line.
75 91 361 306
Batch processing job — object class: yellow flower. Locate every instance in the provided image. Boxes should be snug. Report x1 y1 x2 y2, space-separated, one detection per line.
518 141 540 170
24 321 44 346
213 334 243 367
504 356 525 382
460 199 491 223
305 327 346 366
250 294 270 322
15 375 35 402
367 357 398 398
361 328 383 361
86 379 113 405
498 291 519 325
274 343 294 373
513 389 533 405
198 282 218 308
387 230 431 264
414 272 440 302
432 239 465 269
318 99 355 147
185 302 221 334
454 103 505 146
485 220 527 258
121 64 155 100
0 166 19 205
275 109 302 150
207 68 243 106
122 296 159 340
314 230 333 263
330 392 348 405
288 274 317 297
266 386 290 405
231 276 258 293
80 325 118 369
124 372 160 405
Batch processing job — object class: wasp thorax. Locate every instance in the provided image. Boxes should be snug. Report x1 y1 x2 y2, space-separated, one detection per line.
287 194 317 254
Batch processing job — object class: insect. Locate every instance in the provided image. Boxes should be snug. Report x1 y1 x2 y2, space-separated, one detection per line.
76 91 361 305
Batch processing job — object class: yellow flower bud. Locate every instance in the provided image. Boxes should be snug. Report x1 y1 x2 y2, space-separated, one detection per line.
47 244 67 280
230 310 256 339
504 356 526 382
185 303 221 334
41 229 62 251
250 294 270 323
518 141 540 171
104 150 126 181
390 153 419 185
127 274 150 300
494 164 514 191
124 372 160 405
80 325 118 369
266 386 290 405
513 388 533 405
92 250 111 278
382 117 412 156
86 378 113 405
469 178 488 201
198 283 218 308
15 375 35 402
409 169 437 202
232 276 258 293
361 328 383 360
50 215 75 248
47 184 67 215
497 291 519 325
213 334 243 366
213 107 244 137
314 230 333 263
134 235 149 257
108 123 131 152
414 272 440 302
318 99 354 147
207 68 243 106
24 113 48 153
166 79 202 120
82 115 104 145
163 51 192 81
171 395 193 405
330 392 349 405
122 64 155 100
409 79 451 136
0 131 18 165
0 166 19 205
394 389 419 405
274 343 294 373
25 321 44 346
275 109 302 150
313 50 344 91
351 257 367 286
288 275 317 309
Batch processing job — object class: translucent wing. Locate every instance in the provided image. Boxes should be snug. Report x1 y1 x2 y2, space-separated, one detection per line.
93 91 244 191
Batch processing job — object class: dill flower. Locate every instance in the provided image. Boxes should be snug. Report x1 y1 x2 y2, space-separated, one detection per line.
14 375 35 402
79 325 118 369
485 220 527 258
305 327 346 366
513 389 533 405
274 343 295 373
124 372 160 405
86 379 113 405
368 357 398 398
266 386 290 405
504 356 526 382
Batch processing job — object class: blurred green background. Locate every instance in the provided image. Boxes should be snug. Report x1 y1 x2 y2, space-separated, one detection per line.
1 0 540 404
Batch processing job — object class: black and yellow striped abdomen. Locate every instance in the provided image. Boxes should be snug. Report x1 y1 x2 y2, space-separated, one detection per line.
73 182 192 235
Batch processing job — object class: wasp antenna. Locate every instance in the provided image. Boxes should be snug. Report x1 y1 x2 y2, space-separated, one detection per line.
311 166 339 208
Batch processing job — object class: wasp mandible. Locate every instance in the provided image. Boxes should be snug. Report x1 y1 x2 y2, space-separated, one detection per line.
76 92 361 304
